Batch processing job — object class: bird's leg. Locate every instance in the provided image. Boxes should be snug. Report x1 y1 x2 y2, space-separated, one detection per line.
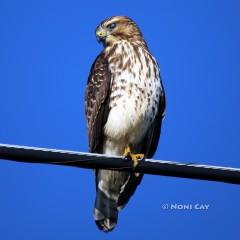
123 145 144 168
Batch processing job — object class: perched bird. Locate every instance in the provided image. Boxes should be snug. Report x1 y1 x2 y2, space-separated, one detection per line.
85 16 166 232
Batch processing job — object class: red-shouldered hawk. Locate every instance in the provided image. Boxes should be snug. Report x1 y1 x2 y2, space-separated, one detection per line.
85 16 166 232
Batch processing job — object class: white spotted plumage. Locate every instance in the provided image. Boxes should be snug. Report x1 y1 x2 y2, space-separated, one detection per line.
103 40 161 155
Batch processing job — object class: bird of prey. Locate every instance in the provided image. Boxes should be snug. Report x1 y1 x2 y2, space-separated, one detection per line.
85 16 166 232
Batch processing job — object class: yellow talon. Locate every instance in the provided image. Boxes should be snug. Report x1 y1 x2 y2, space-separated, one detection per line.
123 146 131 157
123 145 144 168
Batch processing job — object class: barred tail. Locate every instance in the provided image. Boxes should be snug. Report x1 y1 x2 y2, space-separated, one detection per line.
94 169 137 232
94 187 118 232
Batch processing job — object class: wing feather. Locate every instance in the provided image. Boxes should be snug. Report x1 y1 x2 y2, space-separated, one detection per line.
85 53 111 153
142 78 166 158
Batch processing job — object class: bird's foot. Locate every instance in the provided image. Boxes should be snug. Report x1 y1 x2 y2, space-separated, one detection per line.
123 146 144 168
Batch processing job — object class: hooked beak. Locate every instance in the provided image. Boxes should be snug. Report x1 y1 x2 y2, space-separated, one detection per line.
96 26 107 42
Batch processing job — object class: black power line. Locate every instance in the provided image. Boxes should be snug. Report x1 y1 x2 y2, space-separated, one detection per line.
0 143 239 184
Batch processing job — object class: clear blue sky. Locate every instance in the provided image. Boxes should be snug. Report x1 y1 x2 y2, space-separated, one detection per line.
0 0 239 239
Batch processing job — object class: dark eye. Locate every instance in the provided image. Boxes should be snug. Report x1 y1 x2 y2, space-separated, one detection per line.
107 22 116 30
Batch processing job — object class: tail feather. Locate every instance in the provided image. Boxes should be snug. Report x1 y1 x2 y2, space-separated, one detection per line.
94 169 141 232
94 188 118 232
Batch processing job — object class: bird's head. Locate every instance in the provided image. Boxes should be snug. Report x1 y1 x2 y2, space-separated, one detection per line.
95 16 145 46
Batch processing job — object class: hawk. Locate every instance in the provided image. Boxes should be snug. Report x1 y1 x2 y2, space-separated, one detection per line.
85 16 166 232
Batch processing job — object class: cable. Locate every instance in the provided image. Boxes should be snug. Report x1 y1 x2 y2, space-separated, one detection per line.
0 143 239 184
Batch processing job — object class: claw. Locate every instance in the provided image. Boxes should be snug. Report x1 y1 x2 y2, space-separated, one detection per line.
123 146 131 157
123 145 144 168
